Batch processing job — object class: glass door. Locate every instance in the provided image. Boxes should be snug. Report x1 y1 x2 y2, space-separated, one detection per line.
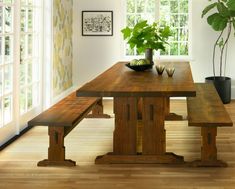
0 0 42 145
19 0 42 129
0 0 15 144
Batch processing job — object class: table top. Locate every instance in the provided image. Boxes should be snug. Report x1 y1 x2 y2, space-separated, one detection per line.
76 61 196 97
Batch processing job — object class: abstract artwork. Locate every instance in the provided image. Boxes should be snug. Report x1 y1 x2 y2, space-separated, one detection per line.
82 11 113 36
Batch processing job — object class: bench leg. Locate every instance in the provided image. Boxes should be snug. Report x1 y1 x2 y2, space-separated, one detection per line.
38 126 76 167
86 98 111 118
191 127 227 167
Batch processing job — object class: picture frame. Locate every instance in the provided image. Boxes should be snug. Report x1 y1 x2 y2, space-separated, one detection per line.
82 11 113 36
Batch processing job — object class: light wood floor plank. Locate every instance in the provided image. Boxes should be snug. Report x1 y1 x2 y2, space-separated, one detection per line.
0 100 235 189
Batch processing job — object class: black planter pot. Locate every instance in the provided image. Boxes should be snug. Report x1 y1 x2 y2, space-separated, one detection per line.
205 76 231 104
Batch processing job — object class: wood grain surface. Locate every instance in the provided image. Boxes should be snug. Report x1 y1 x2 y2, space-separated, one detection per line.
187 83 233 127
1 100 235 189
28 92 99 127
76 62 196 97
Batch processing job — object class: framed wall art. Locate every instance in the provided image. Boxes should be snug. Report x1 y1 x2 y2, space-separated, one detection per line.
82 11 113 36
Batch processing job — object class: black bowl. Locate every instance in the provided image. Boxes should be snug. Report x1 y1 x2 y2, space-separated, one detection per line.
125 63 153 72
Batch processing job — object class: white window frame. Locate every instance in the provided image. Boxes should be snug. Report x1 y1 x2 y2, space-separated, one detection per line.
18 0 43 132
0 0 44 146
121 0 193 62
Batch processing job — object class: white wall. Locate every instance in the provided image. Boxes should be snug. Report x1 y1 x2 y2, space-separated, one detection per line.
73 0 122 86
73 0 235 98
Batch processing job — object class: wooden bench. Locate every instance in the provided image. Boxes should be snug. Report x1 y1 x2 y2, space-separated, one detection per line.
28 92 109 167
187 83 233 167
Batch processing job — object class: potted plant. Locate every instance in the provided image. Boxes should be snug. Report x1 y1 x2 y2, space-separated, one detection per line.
202 0 235 104
121 20 171 64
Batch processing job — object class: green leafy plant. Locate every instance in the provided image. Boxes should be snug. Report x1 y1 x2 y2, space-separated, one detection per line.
121 20 171 54
202 0 235 77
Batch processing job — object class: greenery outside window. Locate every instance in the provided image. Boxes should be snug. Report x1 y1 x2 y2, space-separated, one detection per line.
124 0 190 58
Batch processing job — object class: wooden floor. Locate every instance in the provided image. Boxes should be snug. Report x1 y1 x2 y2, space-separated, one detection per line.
0 100 235 189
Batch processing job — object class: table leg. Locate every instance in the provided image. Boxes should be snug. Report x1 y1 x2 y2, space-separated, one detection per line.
38 126 76 167
113 97 138 155
95 97 184 164
142 97 165 155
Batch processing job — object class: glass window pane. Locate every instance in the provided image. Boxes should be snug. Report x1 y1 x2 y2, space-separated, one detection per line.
4 36 13 62
127 0 135 13
20 88 26 114
27 61 32 83
169 28 179 42
160 0 170 12
136 14 142 23
180 42 188 55
20 35 26 60
146 0 155 13
170 15 179 27
19 62 26 86
28 34 32 56
180 14 188 27
170 1 178 13
179 28 188 41
21 8 26 32
180 0 188 13
4 6 13 33
27 86 32 110
127 14 135 27
4 64 12 93
28 9 33 31
160 45 170 55
3 95 12 124
170 42 179 55
137 0 145 13
0 7 3 33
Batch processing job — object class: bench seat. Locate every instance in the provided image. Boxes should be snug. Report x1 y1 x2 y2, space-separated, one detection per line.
187 83 233 167
28 92 101 167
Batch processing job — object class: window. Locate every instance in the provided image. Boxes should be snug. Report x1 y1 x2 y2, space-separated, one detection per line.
124 0 190 57
0 0 42 145
0 0 14 126
19 0 41 115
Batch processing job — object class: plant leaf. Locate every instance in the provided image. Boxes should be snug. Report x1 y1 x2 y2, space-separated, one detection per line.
133 20 148 30
202 2 217 18
217 2 230 17
121 27 132 40
207 13 228 31
227 0 235 11
229 10 235 16
160 26 172 38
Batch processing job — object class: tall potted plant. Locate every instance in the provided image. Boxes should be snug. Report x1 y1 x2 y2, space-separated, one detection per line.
121 20 171 64
202 0 235 104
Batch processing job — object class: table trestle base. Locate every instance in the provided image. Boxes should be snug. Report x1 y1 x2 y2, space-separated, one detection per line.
95 152 184 164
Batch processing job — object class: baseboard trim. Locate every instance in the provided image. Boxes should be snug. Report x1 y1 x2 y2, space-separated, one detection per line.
0 125 34 151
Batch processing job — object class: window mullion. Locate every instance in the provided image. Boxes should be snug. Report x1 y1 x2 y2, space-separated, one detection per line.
13 0 21 134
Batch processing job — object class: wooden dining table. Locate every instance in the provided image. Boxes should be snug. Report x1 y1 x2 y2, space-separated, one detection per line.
76 61 196 164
